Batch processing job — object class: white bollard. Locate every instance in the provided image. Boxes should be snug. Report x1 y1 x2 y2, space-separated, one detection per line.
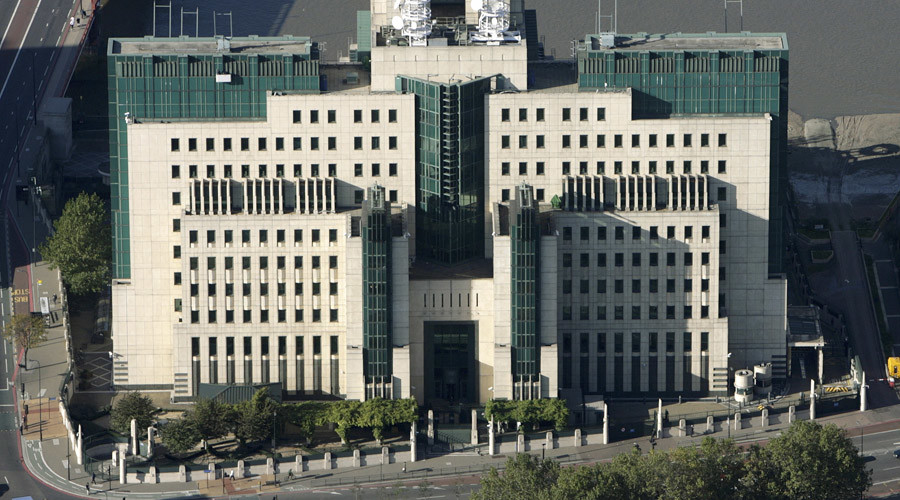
657 399 663 437
131 418 138 455
789 405 796 423
427 410 434 445
471 409 478 445
410 421 418 462
602 402 609 445
119 451 126 484
761 409 769 428
706 415 713 433
810 379 816 421
488 418 495 456
860 371 868 412
76 425 84 465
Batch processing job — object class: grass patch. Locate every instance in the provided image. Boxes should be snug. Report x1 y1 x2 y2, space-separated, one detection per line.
799 227 831 240
864 254 893 360
853 218 878 239
811 250 833 261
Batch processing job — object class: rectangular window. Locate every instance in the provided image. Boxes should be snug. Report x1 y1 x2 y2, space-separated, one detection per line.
718 160 727 173
501 108 510 122
292 110 302 123
389 109 397 122
371 136 380 150
615 226 624 240
518 162 527 175
598 226 607 240
310 110 319 123
718 133 727 147
354 164 363 177
310 137 319 150
597 279 607 293
536 189 544 201
666 161 674 174
596 161 605 175
328 137 336 150
596 107 606 121
223 138 232 151
632 252 641 266
171 138 180 152
501 135 510 149
614 162 622 175
615 253 624 267
501 162 510 176
649 253 658 266
519 135 527 148
562 162 570 175
536 162 545 175
501 189 510 202
241 138 249 151
720 214 727 228
632 279 641 293
171 165 180 178
562 253 572 268
536 108 545 121
579 107 588 121
371 163 380 176
614 134 623 148
718 187 727 202
701 160 709 174
371 109 380 123
683 134 692 147
389 136 397 149
579 135 588 148
701 133 710 147
666 134 675 147
667 226 675 239
389 163 398 176
519 108 527 121
667 252 675 266
293 137 302 150
649 161 657 174
327 109 336 123
562 108 571 121
683 160 692 174
562 135 571 148
650 226 658 239
172 192 181 205
258 137 267 151
536 135 545 148
649 279 658 293
597 253 607 267
631 134 640 147
632 161 640 174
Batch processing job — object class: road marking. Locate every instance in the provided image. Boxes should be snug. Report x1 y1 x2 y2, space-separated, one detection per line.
874 477 900 486
0 0 24 51
883 465 900 471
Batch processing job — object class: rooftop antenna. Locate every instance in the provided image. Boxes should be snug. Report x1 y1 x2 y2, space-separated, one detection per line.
597 0 617 33
152 0 172 38
213 11 234 38
180 6 199 37
391 0 432 46
724 0 743 32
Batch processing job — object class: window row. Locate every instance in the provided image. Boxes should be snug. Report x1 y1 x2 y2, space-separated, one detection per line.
561 304 713 321
177 229 341 248
500 106 606 123
170 135 398 154
562 251 712 268
562 331 710 355
178 305 339 324
178 254 339 272
499 159 727 176
181 280 340 298
171 162 400 180
291 108 398 125
561 224 714 242
561 277 711 294
499 133 727 150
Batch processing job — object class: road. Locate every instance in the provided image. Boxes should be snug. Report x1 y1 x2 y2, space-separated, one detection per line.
0 0 91 497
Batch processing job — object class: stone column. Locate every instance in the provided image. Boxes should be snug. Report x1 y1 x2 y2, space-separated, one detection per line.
381 446 390 465
545 431 553 451
410 421 418 462
130 418 138 455
574 429 582 447
734 412 741 430
788 405 796 423
324 452 333 470
657 399 663 437
296 454 305 475
516 433 525 453
148 466 158 483
266 457 275 475
706 415 713 433
761 409 769 428
75 425 84 465
427 410 434 445
178 464 186 482
488 418 495 456
602 402 609 445
119 451 126 484
236 460 246 479
471 409 478 445
810 379 816 421
208 462 217 481
860 371 868 412
146 426 154 458
679 419 686 437
352 449 360 467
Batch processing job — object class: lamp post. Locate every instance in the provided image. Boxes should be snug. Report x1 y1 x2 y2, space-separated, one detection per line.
272 410 277 452
541 442 545 461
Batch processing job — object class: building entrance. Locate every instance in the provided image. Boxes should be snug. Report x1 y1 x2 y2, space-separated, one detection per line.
424 322 476 405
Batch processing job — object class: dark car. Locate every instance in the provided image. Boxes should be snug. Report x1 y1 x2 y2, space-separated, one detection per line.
893 449 900 459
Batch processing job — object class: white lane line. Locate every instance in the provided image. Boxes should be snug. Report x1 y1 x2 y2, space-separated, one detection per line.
883 465 900 471
0 0 24 50
874 477 900 486
0 0 45 100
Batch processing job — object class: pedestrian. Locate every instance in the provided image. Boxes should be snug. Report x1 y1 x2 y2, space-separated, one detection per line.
228 469 234 480
91 472 96 484
70 16 75 29
85 482 90 494
287 469 294 480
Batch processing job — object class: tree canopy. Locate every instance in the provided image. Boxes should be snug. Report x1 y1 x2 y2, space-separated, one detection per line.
1 313 46 363
110 392 156 436
472 421 870 500
40 192 111 295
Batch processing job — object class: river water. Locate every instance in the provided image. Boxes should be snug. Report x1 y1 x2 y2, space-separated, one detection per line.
150 0 900 119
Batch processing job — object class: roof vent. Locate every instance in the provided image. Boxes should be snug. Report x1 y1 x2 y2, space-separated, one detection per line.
599 32 616 48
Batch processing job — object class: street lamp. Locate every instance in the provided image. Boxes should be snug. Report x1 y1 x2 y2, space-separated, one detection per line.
541 442 545 461
272 410 277 452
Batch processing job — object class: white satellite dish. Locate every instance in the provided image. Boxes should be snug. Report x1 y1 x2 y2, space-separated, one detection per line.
393 0 402 10
391 16 404 30
471 0 484 11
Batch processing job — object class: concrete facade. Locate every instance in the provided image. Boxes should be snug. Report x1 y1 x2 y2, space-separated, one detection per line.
110 2 787 407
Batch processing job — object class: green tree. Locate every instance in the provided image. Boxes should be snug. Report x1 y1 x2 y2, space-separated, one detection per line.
322 400 361 446
1 313 46 365
189 399 229 450
110 392 156 436
358 398 393 444
159 418 200 454
742 420 871 500
227 388 277 447
540 399 569 432
472 453 560 500
40 192 111 295
664 437 744 500
284 401 329 446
